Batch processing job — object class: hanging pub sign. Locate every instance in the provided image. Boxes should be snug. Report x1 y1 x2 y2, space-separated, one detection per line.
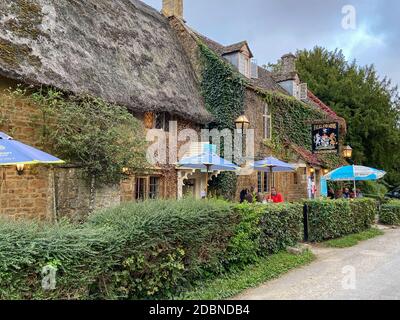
312 122 339 154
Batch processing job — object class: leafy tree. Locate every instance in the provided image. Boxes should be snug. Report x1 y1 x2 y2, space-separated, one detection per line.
27 89 149 210
270 47 400 185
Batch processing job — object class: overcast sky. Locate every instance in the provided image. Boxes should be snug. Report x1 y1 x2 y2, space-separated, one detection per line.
141 0 400 88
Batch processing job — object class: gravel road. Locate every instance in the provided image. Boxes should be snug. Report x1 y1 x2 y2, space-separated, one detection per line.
235 228 400 300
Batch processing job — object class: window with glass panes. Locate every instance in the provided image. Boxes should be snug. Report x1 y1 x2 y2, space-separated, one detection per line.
257 172 274 193
135 176 161 201
149 177 160 199
135 178 146 201
155 112 172 132
263 104 272 140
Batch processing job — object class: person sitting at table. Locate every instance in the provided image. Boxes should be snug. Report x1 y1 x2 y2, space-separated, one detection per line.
342 187 351 199
265 188 284 203
327 188 336 200
245 186 256 203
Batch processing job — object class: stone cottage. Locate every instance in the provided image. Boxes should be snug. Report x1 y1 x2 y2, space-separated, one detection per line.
162 0 347 201
0 0 347 220
0 0 213 220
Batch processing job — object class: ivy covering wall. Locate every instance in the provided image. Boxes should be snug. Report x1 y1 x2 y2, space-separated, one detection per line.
198 41 246 199
262 91 325 148
259 90 345 168
198 42 246 130
197 40 345 198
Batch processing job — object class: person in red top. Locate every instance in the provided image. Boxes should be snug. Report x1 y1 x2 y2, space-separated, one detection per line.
265 187 284 203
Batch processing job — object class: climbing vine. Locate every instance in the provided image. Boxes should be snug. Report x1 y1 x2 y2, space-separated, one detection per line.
258 90 345 169
198 41 246 130
5 87 149 188
262 91 326 149
197 40 345 197
197 41 247 199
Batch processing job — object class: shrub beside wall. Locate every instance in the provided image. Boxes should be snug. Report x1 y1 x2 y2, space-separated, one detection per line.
228 203 303 266
0 198 379 300
380 201 400 225
0 199 237 300
305 199 377 242
0 199 305 300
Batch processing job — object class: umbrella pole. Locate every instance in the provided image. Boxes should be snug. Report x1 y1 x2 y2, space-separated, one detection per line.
205 164 210 199
353 165 357 198
270 167 273 199
354 179 357 198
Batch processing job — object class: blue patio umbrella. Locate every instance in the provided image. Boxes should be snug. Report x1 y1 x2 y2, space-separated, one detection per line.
253 156 295 196
178 149 239 196
253 156 296 172
321 165 387 197
0 131 64 166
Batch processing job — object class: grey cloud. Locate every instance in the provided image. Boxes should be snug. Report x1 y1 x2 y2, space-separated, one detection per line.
142 0 400 86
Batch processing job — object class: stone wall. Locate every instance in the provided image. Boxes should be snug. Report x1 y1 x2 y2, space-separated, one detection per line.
54 167 121 222
0 77 148 220
236 89 310 202
1 75 206 220
0 165 54 220
0 76 56 220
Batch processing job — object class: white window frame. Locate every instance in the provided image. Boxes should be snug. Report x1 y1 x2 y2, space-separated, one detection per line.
263 103 272 140
238 53 250 78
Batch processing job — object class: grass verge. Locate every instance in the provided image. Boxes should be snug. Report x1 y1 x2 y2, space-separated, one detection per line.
175 250 315 300
323 228 384 248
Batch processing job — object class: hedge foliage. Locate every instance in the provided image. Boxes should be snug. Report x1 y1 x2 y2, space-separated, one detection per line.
380 200 400 225
0 199 306 300
0 199 236 300
305 198 377 242
228 203 303 266
0 198 379 299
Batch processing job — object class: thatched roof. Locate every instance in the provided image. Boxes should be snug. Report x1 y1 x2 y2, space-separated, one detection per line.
0 0 212 123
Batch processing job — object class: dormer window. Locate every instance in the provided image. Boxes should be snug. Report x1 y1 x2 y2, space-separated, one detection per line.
238 53 251 78
222 41 257 79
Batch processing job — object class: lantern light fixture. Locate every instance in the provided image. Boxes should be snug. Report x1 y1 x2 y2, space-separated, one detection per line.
235 115 250 131
343 145 353 159
16 163 25 175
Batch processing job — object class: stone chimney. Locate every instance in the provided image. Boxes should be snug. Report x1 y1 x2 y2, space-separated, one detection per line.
273 53 299 84
162 0 184 20
273 53 301 97
281 53 296 74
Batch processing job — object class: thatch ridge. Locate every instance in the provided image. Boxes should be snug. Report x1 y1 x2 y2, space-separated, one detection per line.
0 0 212 123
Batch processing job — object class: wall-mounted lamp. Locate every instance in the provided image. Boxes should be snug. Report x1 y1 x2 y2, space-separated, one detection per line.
342 145 353 159
16 163 25 175
309 167 315 174
122 167 130 175
323 168 330 175
235 115 250 132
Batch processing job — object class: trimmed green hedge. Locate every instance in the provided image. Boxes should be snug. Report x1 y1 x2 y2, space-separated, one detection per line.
380 200 400 225
305 199 377 242
228 203 303 266
0 199 305 300
0 198 379 299
0 199 236 300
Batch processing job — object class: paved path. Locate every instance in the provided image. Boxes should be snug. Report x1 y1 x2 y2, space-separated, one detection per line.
235 228 400 300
